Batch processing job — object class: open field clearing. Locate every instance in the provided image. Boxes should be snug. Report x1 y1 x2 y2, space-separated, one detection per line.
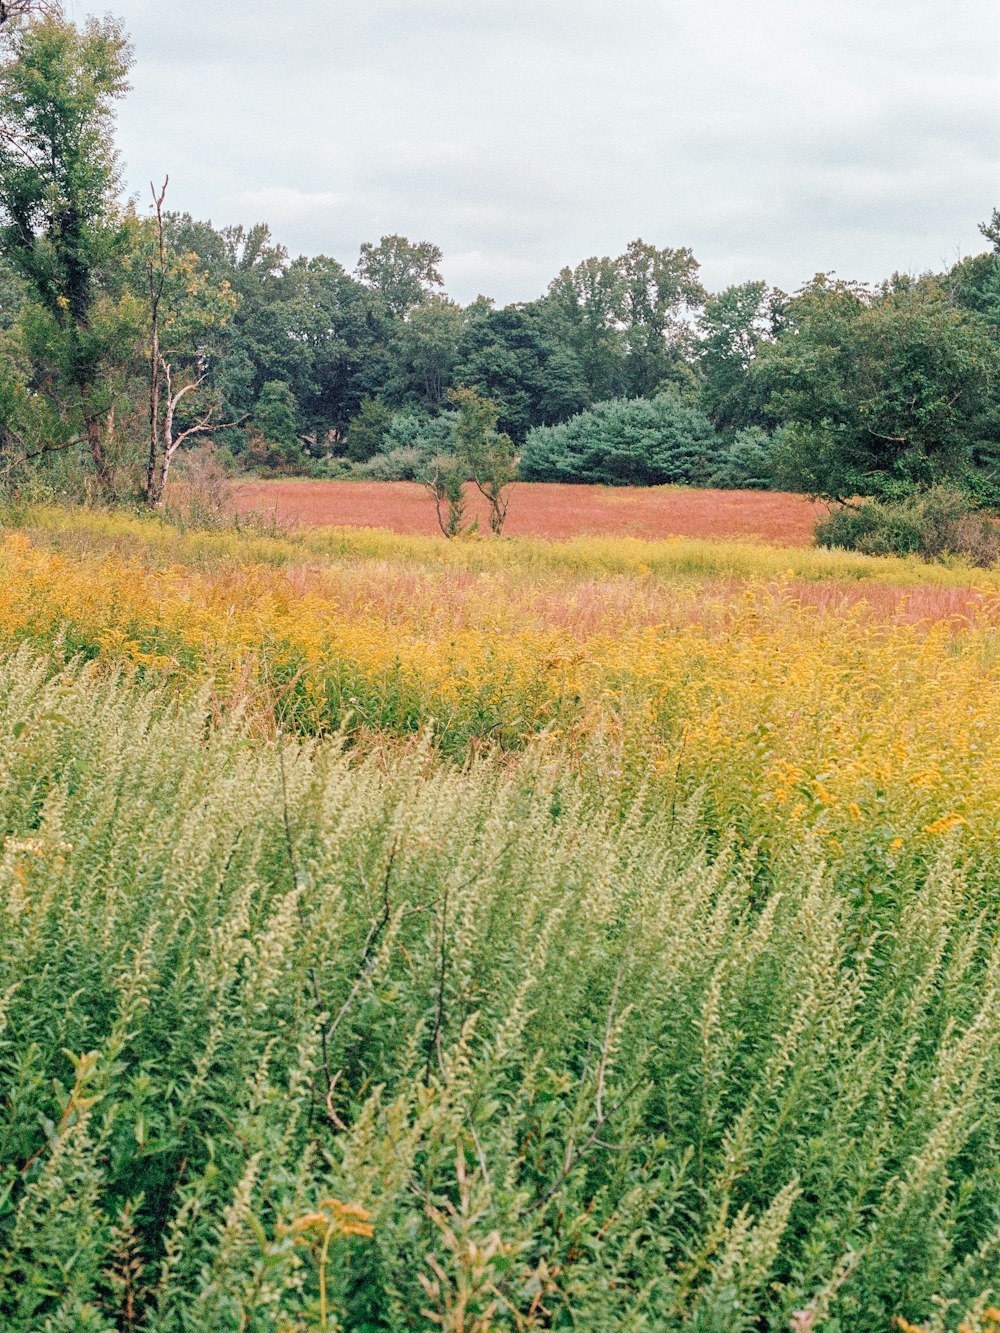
2 507 1000 1330
230 479 829 545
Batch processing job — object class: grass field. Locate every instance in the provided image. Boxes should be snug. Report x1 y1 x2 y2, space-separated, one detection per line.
1 503 999 1331
230 479 828 545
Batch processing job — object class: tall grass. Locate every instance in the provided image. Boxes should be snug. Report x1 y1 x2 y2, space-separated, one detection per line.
10 501 1000 587
0 650 998 1330
3 524 1000 870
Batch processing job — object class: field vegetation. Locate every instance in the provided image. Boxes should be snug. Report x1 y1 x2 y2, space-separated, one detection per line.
1 3 1000 1329
0 5 997 545
1 507 1000 1329
227 479 828 546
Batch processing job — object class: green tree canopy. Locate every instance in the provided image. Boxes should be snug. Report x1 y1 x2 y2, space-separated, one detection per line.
759 274 1000 502
0 7 133 490
355 234 444 318
520 393 723 487
455 299 588 443
617 239 704 397
383 293 464 408
697 280 784 431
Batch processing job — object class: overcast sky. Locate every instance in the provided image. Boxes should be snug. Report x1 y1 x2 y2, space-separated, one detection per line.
82 0 1000 305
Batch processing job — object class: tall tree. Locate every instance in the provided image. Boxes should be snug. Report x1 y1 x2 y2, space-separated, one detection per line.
697 280 784 431
383 293 464 408
617 239 704 397
0 8 132 492
144 181 237 505
759 274 1000 501
355 234 443 318
455 299 587 443
543 255 626 402
946 208 1000 335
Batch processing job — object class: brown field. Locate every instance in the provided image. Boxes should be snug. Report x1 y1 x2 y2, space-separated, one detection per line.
230 479 828 545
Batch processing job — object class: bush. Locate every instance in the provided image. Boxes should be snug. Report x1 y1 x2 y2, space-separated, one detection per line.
382 409 455 456
708 426 776 490
355 446 429 481
344 396 393 463
816 486 1000 566
520 393 725 486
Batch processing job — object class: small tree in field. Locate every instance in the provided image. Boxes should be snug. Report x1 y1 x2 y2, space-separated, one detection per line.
421 449 468 538
450 386 516 535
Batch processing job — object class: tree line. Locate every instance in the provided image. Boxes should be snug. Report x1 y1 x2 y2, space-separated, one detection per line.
0 4 998 515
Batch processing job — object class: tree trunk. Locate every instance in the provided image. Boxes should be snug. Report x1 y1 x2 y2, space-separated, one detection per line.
145 314 160 503
145 178 168 506
80 383 113 498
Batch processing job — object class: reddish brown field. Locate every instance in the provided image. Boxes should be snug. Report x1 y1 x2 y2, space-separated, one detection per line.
231 480 828 545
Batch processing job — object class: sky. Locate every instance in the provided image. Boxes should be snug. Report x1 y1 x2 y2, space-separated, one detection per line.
82 0 1000 306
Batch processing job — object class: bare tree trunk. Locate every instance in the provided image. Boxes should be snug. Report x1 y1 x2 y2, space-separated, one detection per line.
146 315 160 500
150 357 234 508
145 178 168 505
154 364 177 507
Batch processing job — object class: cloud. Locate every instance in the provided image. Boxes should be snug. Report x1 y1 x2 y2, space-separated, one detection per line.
110 0 1000 303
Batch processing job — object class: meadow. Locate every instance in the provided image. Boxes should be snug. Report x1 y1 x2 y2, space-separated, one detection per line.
1 504 999 1331
229 480 827 545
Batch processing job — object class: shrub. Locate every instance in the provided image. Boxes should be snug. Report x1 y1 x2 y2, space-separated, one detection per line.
344 396 393 463
708 426 776 490
520 393 725 486
382 409 455 457
815 500 924 558
355 445 429 481
816 486 1000 566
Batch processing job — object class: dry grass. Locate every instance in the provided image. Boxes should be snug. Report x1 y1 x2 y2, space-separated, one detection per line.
229 479 828 545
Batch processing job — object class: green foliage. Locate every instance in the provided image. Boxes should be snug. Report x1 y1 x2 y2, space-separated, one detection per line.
383 293 464 409
382 407 455 457
520 392 724 486
243 379 304 474
697 280 784 430
0 11 131 324
253 379 299 450
617 238 705 397
758 274 1000 502
542 240 705 405
455 299 588 443
344 395 393 463
708 426 777 490
450 385 516 534
947 209 1000 333
420 449 469 538
815 486 1000 565
355 233 444 318
0 651 998 1328
0 10 134 491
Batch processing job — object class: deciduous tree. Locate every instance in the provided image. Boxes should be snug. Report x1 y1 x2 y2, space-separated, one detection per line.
760 274 1000 502
697 280 784 431
144 179 237 505
0 8 133 493
356 234 443 318
449 385 516 535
